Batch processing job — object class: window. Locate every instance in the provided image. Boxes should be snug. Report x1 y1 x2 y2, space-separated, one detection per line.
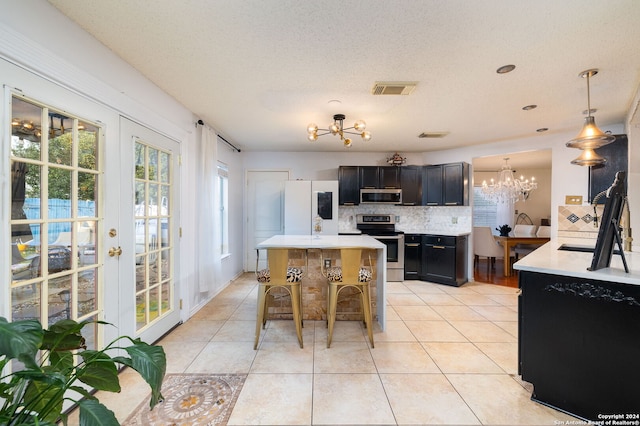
473 186 498 227
218 162 229 256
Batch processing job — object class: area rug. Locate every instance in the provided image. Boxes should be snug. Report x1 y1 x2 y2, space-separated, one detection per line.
123 373 246 425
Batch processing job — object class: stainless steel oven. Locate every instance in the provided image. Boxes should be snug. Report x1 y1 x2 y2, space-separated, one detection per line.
356 214 405 282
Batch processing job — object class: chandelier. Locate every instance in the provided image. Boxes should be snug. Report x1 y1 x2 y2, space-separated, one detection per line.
481 158 538 203
566 69 616 166
307 114 371 148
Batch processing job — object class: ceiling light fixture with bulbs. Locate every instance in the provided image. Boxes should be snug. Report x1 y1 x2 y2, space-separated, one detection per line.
481 158 538 204
306 114 371 148
566 69 616 166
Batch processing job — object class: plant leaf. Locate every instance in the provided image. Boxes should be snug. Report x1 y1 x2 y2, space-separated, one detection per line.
77 351 120 392
121 342 166 408
42 319 86 352
0 317 43 360
23 379 64 423
49 350 74 374
77 399 119 426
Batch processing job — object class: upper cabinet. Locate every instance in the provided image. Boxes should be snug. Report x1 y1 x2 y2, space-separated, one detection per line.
338 166 360 205
338 162 469 206
359 166 400 189
423 162 469 206
400 165 422 206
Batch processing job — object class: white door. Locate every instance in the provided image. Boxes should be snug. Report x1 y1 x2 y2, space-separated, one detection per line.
3 63 115 349
119 118 181 343
3 59 180 349
246 170 289 271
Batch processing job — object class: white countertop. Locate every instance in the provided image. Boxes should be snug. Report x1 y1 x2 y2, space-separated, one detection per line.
256 234 385 249
514 238 640 285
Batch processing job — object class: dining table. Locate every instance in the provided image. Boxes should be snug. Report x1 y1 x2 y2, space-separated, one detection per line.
493 235 550 277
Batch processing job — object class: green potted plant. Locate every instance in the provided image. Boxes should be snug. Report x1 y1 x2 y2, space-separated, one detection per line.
496 224 512 237
0 317 166 426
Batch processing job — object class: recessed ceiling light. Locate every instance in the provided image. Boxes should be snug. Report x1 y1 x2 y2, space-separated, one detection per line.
536 128 549 132
496 64 516 74
522 105 537 111
327 99 342 104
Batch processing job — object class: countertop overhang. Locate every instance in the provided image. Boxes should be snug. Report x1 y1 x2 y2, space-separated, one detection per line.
257 234 385 249
513 238 639 285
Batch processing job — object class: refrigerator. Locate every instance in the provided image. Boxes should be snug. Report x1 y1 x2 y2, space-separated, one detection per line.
284 180 339 235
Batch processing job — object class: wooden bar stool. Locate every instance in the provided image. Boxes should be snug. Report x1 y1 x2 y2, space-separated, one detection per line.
254 248 305 350
322 248 374 348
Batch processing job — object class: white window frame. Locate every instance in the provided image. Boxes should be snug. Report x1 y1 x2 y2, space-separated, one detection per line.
217 162 229 257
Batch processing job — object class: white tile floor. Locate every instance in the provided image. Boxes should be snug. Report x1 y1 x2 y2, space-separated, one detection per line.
82 274 579 425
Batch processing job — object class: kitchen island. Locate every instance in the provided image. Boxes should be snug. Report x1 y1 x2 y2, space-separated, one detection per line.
513 239 640 422
256 234 388 329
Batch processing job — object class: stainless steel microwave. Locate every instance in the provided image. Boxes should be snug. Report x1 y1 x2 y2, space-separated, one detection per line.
360 188 402 204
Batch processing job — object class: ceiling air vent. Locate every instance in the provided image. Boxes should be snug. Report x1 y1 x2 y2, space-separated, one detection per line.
371 81 417 95
418 132 449 138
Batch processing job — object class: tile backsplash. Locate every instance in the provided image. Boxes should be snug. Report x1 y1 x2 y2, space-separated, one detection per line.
557 204 603 239
339 205 472 235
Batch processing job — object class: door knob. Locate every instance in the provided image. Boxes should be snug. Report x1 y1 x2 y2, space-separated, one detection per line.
108 246 122 257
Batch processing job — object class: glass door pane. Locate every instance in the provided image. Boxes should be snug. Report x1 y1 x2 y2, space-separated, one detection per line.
134 140 173 332
9 95 101 342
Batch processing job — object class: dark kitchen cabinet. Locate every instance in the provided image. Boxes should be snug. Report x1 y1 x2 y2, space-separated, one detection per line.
359 166 400 189
404 234 422 280
421 234 467 286
359 166 379 189
338 166 359 205
423 162 469 206
400 166 422 205
443 162 469 206
379 166 401 188
519 270 640 421
423 165 443 206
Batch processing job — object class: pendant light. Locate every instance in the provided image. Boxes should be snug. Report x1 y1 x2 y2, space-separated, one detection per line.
566 69 615 166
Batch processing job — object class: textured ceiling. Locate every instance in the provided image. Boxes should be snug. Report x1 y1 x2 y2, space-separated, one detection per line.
47 0 640 167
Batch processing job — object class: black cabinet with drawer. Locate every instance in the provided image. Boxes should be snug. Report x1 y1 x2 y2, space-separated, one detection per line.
421 234 467 286
404 234 422 280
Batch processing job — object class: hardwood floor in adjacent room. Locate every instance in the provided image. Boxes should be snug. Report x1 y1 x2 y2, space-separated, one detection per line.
473 258 519 288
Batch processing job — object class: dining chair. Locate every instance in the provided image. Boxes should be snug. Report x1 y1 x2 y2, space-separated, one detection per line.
473 226 504 271
254 248 306 349
513 224 542 260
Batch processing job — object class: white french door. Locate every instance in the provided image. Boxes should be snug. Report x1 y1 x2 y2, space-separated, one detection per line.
119 118 180 343
3 58 180 348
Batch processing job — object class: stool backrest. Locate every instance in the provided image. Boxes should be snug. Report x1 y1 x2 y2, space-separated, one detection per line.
267 248 289 285
340 248 373 284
